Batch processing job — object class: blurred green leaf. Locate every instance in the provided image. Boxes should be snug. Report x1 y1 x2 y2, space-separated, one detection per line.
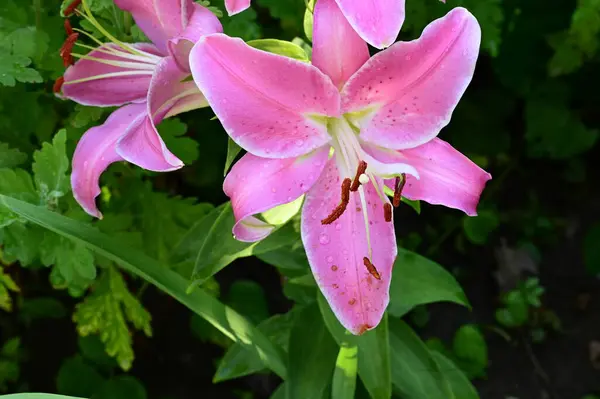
317 294 392 399
92 376 147 399
286 303 337 399
57 356 105 398
19 297 67 323
584 223 600 274
247 39 309 61
157 118 199 165
430 351 479 399
463 210 499 245
0 266 19 311
331 336 358 399
452 324 488 379
215 309 297 382
1 395 85 399
388 318 450 399
0 194 287 378
388 248 470 317
0 143 26 168
227 280 270 324
224 137 243 176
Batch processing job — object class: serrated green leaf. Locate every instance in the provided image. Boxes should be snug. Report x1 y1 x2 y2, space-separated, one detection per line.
0 143 26 168
73 266 151 371
0 266 19 312
157 118 200 165
0 55 42 87
32 130 70 204
0 194 287 378
388 248 470 318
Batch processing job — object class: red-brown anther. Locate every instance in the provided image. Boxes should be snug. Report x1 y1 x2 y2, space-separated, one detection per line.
350 161 367 192
60 32 79 67
53 76 65 93
363 257 381 280
383 203 392 222
64 19 74 36
392 173 406 207
64 0 82 16
321 178 352 225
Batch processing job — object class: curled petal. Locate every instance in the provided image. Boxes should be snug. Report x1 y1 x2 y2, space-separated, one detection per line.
62 43 159 107
115 0 203 52
225 147 330 242
190 34 340 159
168 3 223 71
334 0 405 49
116 57 206 171
312 0 369 89
71 103 146 218
375 138 491 215
301 159 396 335
342 8 481 150
225 0 251 15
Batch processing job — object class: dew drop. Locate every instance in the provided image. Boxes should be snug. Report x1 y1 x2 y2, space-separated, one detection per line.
335 223 341 231
326 255 334 262
295 139 304 146
271 187 277 193
319 233 330 245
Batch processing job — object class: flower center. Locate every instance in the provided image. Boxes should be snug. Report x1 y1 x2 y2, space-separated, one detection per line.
58 0 160 88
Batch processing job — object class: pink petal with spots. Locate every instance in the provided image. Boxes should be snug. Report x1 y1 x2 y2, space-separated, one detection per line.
335 0 404 49
224 147 330 242
225 0 251 15
301 159 396 335
117 57 207 171
190 34 340 159
312 0 369 89
372 138 491 215
342 7 481 150
71 103 146 218
62 43 160 107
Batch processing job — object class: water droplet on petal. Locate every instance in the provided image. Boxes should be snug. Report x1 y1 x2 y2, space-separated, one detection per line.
326 255 334 262
319 233 330 245
335 223 341 231
295 139 304 146
271 187 277 193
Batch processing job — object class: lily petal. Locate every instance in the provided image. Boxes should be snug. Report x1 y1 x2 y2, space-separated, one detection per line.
168 2 223 72
312 0 369 89
117 57 206 171
335 0 405 49
71 103 146 218
190 34 340 159
225 0 251 15
115 0 195 52
225 146 330 242
342 7 481 150
62 43 159 107
374 138 491 216
301 159 396 334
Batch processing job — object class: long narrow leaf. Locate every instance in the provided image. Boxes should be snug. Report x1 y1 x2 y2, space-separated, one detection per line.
0 194 287 378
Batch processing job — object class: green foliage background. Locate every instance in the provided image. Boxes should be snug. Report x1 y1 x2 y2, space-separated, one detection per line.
1 0 599 398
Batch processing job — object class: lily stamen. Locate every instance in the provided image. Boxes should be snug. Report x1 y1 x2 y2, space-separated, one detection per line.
321 178 352 225
53 77 65 93
60 33 79 66
64 0 82 16
393 173 406 207
383 203 392 222
350 160 367 192
64 19 74 36
363 257 381 280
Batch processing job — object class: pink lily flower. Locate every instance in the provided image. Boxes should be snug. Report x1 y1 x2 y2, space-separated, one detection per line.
59 0 222 218
190 1 490 334
224 0 404 49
